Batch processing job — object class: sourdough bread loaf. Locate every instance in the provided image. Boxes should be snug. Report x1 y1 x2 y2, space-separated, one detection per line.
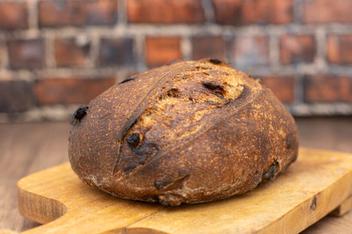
68 59 298 206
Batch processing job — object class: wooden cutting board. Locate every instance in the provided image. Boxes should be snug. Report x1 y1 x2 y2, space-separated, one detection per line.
16 148 352 234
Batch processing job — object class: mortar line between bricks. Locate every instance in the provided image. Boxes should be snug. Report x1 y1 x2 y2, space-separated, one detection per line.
4 24 352 38
3 65 352 81
37 67 135 77
117 0 127 26
90 33 100 69
289 103 352 116
315 27 328 73
0 68 130 81
228 36 236 70
224 34 234 66
3 103 352 124
269 32 280 69
181 36 191 60
202 0 215 24
0 70 34 81
45 33 55 68
135 34 146 71
294 74 305 105
293 0 305 24
28 0 39 30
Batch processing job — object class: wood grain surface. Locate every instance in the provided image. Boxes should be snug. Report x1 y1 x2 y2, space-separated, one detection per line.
1 117 352 233
16 149 352 234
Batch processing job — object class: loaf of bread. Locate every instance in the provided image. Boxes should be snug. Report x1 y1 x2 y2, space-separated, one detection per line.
68 59 298 206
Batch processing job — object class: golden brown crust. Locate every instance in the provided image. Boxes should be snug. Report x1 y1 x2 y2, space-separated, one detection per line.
68 59 299 206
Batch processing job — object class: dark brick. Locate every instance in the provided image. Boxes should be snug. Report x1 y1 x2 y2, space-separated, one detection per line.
127 0 205 24
212 0 293 25
39 0 118 27
327 35 352 64
33 77 116 105
191 36 226 60
261 76 295 104
280 34 316 65
232 36 269 68
0 2 28 30
145 36 181 67
7 39 45 69
99 38 135 66
0 80 35 113
304 76 352 102
54 38 91 67
303 0 352 23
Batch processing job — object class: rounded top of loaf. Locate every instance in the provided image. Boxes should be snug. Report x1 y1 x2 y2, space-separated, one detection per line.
68 59 298 206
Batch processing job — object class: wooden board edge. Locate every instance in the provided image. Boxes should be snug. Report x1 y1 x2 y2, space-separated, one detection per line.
17 181 67 224
256 172 352 234
14 147 352 234
330 195 352 217
101 227 169 234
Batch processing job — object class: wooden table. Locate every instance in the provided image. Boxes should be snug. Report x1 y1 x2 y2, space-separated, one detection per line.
1 117 352 233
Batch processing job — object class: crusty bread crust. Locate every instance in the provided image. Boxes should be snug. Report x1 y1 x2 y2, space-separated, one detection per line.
68 59 298 206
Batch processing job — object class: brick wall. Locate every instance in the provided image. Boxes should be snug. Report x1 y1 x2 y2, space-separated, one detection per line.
1 0 352 122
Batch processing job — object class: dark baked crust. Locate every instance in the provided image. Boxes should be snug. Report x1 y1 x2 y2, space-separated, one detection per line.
68 59 299 206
